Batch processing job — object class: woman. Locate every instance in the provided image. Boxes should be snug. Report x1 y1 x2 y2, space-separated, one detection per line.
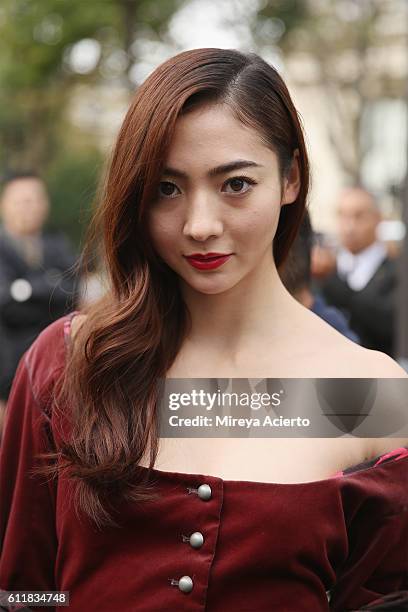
1 48 407 612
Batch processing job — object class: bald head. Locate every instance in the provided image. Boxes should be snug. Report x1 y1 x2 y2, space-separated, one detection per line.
336 187 381 254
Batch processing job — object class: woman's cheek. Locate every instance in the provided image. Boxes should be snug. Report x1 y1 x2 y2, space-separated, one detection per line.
233 207 276 240
148 213 173 250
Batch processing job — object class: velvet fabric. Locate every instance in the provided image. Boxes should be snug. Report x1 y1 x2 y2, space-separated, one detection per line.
0 314 407 611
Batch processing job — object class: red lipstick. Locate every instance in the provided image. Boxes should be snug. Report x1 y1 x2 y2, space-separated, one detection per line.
184 252 233 270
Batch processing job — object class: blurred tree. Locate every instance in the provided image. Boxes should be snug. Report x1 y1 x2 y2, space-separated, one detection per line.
0 0 184 245
0 0 184 170
253 0 407 185
252 0 311 49
45 148 103 248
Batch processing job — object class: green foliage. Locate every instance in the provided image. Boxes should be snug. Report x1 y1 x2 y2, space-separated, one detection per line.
253 0 311 49
0 0 119 91
45 147 104 248
0 0 183 232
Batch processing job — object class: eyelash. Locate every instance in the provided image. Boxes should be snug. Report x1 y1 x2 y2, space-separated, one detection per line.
157 175 258 199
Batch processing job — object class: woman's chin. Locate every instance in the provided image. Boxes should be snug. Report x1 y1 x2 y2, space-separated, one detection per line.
181 275 239 296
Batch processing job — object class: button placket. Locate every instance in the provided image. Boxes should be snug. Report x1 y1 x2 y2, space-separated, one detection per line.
170 482 214 598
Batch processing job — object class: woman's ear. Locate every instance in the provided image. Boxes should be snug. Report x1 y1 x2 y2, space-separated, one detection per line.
282 149 301 206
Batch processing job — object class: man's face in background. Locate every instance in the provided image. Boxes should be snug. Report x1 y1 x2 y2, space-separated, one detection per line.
0 177 50 237
336 188 381 255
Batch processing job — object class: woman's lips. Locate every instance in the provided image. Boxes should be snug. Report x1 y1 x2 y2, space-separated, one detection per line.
184 254 232 270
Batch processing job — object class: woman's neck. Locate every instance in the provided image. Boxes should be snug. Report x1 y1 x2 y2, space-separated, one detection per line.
180 256 300 359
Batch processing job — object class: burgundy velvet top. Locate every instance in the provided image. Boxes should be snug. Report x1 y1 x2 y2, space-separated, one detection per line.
1 312 408 612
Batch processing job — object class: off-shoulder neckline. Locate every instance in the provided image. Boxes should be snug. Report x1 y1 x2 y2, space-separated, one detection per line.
63 311 408 488
134 447 408 488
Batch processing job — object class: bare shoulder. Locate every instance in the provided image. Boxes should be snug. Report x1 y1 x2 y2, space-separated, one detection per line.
304 309 408 377
333 341 408 378
353 349 408 455
359 349 408 378
314 325 408 457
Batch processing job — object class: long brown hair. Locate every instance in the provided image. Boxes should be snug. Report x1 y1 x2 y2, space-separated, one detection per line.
41 48 310 528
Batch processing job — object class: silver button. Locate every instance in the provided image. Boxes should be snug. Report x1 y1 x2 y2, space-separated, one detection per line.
189 531 204 549
197 483 212 500
178 575 193 593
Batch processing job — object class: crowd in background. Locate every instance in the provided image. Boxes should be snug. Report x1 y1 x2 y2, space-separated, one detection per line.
0 172 80 438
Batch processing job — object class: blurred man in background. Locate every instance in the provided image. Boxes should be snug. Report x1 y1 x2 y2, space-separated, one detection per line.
0 171 79 427
312 187 397 356
280 209 360 344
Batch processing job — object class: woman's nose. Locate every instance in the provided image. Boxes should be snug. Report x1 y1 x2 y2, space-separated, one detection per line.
182 195 223 241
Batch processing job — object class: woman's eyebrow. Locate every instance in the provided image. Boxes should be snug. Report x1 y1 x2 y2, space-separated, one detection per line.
162 160 264 179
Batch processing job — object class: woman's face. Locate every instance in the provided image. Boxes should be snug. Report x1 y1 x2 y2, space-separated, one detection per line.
147 103 300 295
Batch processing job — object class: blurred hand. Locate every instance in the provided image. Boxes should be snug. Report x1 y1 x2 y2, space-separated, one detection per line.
311 245 337 278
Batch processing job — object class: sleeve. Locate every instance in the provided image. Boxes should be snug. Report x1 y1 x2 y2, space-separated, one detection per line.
0 332 14 403
329 456 408 611
0 334 61 600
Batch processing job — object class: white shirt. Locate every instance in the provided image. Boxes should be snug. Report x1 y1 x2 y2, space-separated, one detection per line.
336 240 387 291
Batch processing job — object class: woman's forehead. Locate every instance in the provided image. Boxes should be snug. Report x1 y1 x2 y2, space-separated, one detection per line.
165 106 277 173
174 103 257 141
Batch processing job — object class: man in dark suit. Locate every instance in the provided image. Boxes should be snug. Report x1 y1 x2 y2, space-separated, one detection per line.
312 187 397 356
0 171 79 408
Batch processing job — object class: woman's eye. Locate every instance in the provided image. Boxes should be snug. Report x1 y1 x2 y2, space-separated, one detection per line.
223 176 257 194
158 181 180 198
157 176 257 199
